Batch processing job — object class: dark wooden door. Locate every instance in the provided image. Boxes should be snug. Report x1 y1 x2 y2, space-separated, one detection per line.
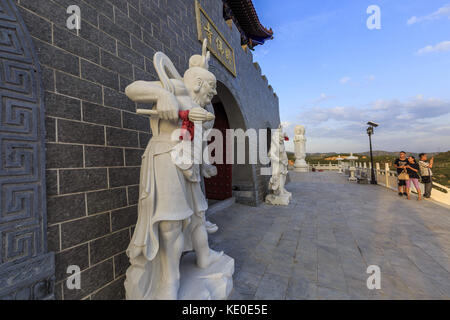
204 102 232 200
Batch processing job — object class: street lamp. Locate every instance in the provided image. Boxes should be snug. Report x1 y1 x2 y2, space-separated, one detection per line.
366 121 378 185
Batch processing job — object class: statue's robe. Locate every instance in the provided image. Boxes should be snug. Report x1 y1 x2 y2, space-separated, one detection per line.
268 137 289 191
124 114 208 300
294 135 306 160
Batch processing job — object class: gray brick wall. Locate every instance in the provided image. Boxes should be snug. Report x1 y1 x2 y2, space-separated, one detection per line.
16 0 279 299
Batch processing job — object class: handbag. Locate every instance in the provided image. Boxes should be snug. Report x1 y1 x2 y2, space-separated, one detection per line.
421 167 432 183
421 176 431 183
398 169 409 181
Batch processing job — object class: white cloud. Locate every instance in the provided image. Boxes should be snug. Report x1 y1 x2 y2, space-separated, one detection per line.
407 4 450 25
318 92 328 100
407 16 419 25
417 41 450 55
280 121 292 129
339 76 351 84
312 93 335 105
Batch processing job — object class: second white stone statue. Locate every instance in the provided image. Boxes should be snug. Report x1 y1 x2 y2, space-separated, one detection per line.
123 40 234 300
265 125 292 206
294 125 308 172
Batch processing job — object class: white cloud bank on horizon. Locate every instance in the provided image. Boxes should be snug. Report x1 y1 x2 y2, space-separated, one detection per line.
282 95 450 153
407 4 450 25
417 40 450 55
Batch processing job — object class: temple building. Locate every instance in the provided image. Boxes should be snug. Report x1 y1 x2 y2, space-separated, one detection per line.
0 0 279 299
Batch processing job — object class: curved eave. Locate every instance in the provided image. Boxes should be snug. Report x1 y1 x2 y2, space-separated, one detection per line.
226 0 274 42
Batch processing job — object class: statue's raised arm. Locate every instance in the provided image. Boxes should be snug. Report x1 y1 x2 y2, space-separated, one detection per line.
125 81 179 121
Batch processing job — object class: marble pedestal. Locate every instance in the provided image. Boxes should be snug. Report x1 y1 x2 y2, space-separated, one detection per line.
294 160 308 172
348 168 357 182
178 252 234 300
265 193 291 206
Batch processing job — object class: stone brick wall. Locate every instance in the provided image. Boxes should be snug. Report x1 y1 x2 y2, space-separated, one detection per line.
15 0 279 299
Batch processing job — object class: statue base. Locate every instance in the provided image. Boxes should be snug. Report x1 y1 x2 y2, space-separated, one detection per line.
179 252 234 300
265 193 291 206
294 166 308 172
349 169 357 182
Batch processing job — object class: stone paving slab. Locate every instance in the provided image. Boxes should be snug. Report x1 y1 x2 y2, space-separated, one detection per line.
208 171 450 300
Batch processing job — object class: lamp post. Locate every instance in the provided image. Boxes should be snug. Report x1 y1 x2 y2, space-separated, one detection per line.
366 122 378 185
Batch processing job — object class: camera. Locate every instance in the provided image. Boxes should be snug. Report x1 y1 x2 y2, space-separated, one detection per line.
367 121 379 127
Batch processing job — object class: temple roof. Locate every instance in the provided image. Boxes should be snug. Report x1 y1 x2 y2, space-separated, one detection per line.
223 0 274 49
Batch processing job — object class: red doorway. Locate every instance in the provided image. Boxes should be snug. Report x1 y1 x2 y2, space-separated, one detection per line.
204 102 232 200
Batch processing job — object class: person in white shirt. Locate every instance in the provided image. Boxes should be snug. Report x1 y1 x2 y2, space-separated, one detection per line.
418 153 434 199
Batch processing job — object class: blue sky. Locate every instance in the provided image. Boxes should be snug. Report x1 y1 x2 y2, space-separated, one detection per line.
251 0 450 153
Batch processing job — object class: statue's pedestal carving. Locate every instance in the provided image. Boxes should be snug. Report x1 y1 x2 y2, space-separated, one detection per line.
179 252 234 300
265 193 291 206
294 160 308 172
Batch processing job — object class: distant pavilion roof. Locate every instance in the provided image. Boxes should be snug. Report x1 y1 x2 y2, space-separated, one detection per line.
223 0 274 49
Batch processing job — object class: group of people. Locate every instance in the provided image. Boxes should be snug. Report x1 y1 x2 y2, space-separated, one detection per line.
394 151 434 201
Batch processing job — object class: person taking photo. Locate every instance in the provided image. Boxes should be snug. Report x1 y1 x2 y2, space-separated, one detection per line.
419 153 434 199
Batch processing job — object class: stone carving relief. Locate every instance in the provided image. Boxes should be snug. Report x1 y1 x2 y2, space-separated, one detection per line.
0 0 54 300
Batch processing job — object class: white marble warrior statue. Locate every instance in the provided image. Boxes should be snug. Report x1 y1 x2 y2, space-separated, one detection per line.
265 125 292 205
293 125 308 172
124 40 225 300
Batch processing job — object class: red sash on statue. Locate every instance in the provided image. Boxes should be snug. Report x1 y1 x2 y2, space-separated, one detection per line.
178 110 194 141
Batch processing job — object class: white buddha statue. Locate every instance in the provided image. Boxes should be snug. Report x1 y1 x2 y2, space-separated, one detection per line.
294 125 308 172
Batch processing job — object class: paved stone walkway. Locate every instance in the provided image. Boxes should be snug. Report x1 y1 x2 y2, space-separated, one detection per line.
208 171 450 300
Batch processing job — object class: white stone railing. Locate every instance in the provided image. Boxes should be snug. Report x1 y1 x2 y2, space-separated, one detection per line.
351 162 450 206
310 162 340 171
